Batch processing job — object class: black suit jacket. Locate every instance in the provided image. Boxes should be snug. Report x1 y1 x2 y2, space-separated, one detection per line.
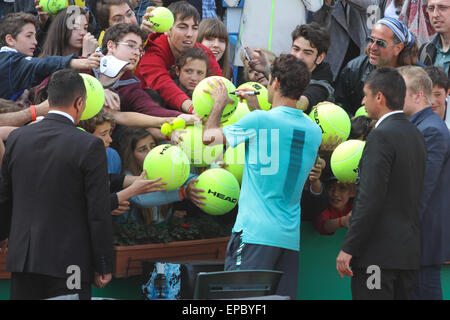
0 113 113 282
341 113 427 270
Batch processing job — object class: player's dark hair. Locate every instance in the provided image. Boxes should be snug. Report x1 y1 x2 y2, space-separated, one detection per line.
269 54 311 100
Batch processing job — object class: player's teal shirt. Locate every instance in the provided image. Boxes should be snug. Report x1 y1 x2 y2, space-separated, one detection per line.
223 106 322 251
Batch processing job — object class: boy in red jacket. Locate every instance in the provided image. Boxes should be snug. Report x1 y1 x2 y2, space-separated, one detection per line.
314 177 354 236
135 1 223 114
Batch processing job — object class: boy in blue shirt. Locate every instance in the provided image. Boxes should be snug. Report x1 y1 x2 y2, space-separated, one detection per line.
202 54 322 299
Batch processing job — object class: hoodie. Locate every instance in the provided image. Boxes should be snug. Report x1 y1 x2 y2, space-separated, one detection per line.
135 33 223 112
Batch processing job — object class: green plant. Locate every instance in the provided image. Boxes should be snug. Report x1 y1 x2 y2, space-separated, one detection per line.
113 215 233 246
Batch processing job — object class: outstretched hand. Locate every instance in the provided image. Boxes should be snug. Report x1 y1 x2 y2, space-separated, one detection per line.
246 47 270 76
185 179 206 207
129 171 166 195
203 78 234 110
141 6 156 35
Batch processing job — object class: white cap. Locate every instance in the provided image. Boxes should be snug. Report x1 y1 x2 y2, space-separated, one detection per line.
99 55 130 78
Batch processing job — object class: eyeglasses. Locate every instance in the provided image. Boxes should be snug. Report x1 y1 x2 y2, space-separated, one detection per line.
116 41 144 56
367 36 394 49
426 5 450 13
110 10 136 24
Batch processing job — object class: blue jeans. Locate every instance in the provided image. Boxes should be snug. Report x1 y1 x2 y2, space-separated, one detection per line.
411 265 443 300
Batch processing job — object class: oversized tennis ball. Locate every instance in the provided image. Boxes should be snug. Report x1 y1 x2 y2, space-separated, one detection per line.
194 168 240 215
330 139 365 183
177 125 223 167
161 123 172 136
39 0 68 15
172 118 186 130
355 105 369 118
222 143 245 185
76 127 86 132
192 76 238 123
237 82 271 111
148 7 175 33
309 102 351 144
143 144 190 191
79 73 105 120
222 101 250 126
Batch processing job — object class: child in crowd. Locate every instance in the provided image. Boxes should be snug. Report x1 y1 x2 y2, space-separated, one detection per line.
135 1 222 114
78 109 167 215
0 12 101 100
39 6 98 58
301 156 329 222
349 116 373 140
77 109 121 174
118 127 204 225
314 177 354 236
100 23 181 118
172 47 209 98
241 47 275 87
424 66 449 122
197 18 231 80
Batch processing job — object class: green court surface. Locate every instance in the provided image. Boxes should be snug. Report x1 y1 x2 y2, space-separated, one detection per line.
1 221 450 300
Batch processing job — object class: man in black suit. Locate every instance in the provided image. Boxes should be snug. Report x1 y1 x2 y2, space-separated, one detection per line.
336 67 427 300
0 69 113 300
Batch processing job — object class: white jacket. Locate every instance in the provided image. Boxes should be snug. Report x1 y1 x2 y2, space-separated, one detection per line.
226 0 324 66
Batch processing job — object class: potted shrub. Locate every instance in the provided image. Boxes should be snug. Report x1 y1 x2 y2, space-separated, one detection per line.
113 215 233 278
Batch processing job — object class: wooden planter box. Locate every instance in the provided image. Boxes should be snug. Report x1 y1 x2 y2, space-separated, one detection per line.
0 252 10 279
0 237 230 279
113 236 230 278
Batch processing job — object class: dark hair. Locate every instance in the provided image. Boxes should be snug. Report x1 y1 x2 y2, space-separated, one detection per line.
393 34 419 66
197 18 230 78
48 69 86 108
78 108 115 133
172 47 209 76
0 12 38 47
424 66 449 91
269 54 311 100
291 22 330 55
39 6 88 57
168 1 200 25
365 67 406 110
96 0 132 30
102 23 147 54
349 116 372 140
119 127 154 176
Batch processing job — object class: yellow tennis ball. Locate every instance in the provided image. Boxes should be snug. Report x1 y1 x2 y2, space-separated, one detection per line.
148 7 175 33
309 102 351 144
161 123 173 136
79 73 105 120
222 143 245 185
192 76 238 123
39 0 68 15
330 139 365 183
195 168 240 215
222 101 250 127
177 125 223 167
237 82 271 111
354 105 369 118
143 144 190 191
171 118 186 130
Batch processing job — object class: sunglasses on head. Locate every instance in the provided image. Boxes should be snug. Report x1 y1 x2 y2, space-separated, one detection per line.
367 36 389 48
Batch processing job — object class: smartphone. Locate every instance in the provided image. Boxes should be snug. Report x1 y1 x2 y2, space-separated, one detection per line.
244 47 251 61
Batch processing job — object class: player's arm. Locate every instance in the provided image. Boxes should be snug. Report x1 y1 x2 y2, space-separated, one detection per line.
202 78 231 146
